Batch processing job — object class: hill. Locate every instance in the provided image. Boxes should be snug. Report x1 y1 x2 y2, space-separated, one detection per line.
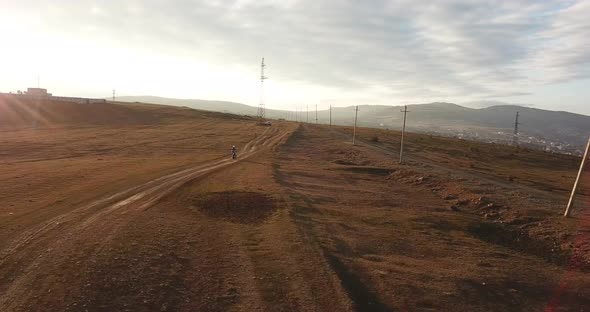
117 97 590 153
116 96 258 116
344 103 590 152
0 95 160 128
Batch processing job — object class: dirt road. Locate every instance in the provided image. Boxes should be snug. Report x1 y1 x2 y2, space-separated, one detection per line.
0 119 359 311
1 125 322 311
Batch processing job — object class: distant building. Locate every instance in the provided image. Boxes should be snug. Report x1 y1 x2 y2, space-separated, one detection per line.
0 87 105 104
26 88 52 98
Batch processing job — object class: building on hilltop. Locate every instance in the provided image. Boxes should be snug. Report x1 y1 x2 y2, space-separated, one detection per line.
0 87 106 104
26 88 52 98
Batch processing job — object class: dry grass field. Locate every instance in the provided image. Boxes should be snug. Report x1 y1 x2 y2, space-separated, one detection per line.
0 97 588 311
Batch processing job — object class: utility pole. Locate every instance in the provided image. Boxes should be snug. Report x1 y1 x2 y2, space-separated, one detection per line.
513 111 520 147
306 105 309 123
352 106 359 145
400 105 410 163
257 58 268 120
564 136 590 217
330 104 332 127
315 104 318 124
112 89 116 102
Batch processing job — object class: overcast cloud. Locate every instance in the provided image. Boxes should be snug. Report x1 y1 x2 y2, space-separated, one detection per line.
1 0 589 114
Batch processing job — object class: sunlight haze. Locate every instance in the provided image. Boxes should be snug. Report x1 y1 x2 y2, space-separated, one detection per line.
1 0 589 115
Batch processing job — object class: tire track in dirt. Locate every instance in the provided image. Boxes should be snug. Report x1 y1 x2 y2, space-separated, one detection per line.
0 126 290 309
0 127 274 260
273 125 389 312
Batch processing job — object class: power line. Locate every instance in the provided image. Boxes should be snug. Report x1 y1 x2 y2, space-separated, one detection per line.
257 58 268 120
400 105 411 163
513 111 520 147
315 104 318 124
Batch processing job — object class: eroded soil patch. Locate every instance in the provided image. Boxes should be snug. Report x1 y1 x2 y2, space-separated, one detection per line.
195 191 277 224
334 166 394 176
468 221 574 268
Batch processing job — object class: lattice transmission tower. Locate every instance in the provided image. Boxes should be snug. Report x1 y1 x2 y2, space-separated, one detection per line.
257 58 268 120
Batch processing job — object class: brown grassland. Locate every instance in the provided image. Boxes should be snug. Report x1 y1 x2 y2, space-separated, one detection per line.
0 96 589 311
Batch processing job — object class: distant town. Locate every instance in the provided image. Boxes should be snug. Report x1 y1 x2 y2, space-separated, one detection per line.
420 127 585 157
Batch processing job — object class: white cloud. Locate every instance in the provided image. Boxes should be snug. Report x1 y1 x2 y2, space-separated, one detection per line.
1 0 589 113
527 1 590 82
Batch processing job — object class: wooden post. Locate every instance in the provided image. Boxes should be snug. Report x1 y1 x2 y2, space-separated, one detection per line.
352 106 358 145
400 105 410 163
315 104 318 124
565 137 590 217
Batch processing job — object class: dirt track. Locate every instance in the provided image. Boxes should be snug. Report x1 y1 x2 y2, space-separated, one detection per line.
0 125 311 311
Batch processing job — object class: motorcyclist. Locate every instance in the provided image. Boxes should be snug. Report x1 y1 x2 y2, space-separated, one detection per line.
231 145 237 159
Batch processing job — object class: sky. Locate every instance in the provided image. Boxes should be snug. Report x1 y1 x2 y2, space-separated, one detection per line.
0 0 589 115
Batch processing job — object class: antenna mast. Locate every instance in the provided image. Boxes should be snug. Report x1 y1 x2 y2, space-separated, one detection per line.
257 58 268 120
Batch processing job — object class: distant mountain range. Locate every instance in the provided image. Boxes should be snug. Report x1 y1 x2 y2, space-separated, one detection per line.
117 96 590 153
462 100 535 109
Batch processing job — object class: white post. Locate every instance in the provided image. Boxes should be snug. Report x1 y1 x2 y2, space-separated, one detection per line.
564 137 590 217
400 105 409 163
352 106 358 145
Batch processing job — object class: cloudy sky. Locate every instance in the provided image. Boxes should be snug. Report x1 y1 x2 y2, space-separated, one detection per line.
1 0 589 115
